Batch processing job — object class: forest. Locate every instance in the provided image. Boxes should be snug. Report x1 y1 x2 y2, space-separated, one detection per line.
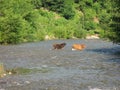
0 0 120 44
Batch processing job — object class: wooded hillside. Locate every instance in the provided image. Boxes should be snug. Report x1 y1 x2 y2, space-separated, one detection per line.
0 0 119 44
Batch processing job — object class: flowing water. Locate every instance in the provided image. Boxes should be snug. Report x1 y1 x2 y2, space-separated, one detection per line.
0 39 120 90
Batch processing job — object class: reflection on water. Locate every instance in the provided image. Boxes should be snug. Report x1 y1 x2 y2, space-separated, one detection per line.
0 39 120 90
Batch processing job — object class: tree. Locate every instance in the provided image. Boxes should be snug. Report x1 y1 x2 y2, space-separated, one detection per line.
41 0 75 19
0 0 33 17
109 0 120 44
31 0 42 9
0 16 31 44
0 0 34 44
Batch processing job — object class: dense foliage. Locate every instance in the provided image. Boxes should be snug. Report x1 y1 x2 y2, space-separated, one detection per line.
108 0 120 44
0 0 119 44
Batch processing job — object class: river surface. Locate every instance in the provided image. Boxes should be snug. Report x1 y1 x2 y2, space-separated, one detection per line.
0 39 120 90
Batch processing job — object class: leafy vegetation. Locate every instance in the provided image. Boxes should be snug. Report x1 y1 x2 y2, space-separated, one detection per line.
108 0 120 44
0 63 5 77
6 67 51 75
0 0 119 44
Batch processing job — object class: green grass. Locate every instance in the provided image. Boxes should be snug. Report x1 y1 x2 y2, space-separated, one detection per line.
0 63 5 77
6 67 51 75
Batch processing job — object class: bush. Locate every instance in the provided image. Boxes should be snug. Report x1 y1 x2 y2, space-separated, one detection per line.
31 0 42 9
52 27 66 39
0 0 33 17
0 17 21 44
74 29 87 38
0 63 5 77
34 30 45 41
24 11 40 30
0 16 32 44
62 6 75 19
41 0 75 19
84 21 97 30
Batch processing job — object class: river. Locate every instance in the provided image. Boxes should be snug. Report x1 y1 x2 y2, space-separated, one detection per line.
0 39 120 90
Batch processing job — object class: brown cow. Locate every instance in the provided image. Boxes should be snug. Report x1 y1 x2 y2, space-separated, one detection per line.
53 43 66 50
72 44 86 51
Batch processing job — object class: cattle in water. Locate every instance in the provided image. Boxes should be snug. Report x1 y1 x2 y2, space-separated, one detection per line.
72 44 86 51
52 43 66 50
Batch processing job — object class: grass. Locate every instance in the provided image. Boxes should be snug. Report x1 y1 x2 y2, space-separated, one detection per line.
0 63 52 78
0 63 5 77
6 67 51 75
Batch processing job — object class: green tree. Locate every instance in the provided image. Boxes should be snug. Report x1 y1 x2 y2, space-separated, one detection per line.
0 0 33 17
0 16 31 44
41 0 75 19
62 0 75 19
0 0 34 44
41 0 64 12
31 0 42 9
109 0 120 44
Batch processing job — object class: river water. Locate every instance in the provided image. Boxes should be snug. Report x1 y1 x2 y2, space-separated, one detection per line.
0 39 120 90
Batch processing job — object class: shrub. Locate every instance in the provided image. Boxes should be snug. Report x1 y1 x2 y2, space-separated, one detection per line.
0 16 31 44
62 6 75 19
74 29 87 38
0 63 5 77
84 21 97 30
52 27 66 39
31 0 42 9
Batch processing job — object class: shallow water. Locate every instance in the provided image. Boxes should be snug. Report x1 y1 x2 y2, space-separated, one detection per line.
0 39 120 90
